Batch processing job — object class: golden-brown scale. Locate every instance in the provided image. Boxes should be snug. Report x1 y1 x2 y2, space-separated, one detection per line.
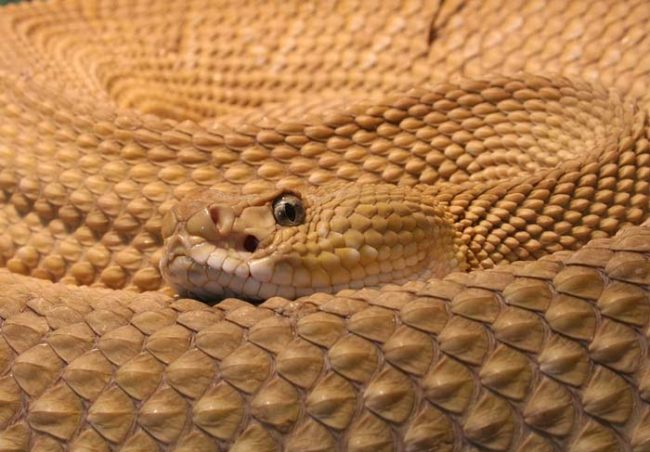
161 183 462 301
0 0 649 449
161 77 649 300
1 72 648 294
0 222 647 450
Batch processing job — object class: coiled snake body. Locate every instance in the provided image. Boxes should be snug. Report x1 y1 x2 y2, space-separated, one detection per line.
0 0 648 450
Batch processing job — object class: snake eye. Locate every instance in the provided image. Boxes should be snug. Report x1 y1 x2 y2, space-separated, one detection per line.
272 193 305 226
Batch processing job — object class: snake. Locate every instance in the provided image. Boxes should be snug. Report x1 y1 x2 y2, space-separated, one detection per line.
0 0 648 450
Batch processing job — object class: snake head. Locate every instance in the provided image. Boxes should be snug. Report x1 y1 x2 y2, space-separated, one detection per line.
160 183 463 302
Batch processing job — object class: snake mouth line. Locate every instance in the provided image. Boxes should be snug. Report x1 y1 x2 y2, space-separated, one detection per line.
163 237 441 304
164 253 328 303
160 232 299 301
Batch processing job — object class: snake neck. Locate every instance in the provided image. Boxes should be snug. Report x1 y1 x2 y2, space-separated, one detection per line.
434 153 650 272
436 178 559 272
432 185 497 272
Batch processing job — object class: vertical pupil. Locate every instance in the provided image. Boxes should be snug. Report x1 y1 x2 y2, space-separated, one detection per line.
284 203 295 222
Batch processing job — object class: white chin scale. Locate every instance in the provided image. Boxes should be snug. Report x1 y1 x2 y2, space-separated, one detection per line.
161 242 308 301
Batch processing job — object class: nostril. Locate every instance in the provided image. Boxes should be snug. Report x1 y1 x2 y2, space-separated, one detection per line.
243 235 259 253
209 207 219 225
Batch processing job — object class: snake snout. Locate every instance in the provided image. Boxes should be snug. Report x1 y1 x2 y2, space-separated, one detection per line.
160 191 288 301
206 205 259 253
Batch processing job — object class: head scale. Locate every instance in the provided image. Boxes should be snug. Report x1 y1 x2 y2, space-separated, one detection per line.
160 183 462 302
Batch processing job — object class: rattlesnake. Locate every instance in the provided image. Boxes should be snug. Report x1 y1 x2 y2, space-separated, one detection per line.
0 0 648 450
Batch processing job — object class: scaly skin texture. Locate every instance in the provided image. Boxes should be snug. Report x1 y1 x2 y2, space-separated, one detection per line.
0 0 648 450
0 223 648 450
162 77 649 300
161 183 463 300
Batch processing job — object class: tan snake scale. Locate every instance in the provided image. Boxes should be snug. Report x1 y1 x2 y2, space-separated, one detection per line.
0 0 648 450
